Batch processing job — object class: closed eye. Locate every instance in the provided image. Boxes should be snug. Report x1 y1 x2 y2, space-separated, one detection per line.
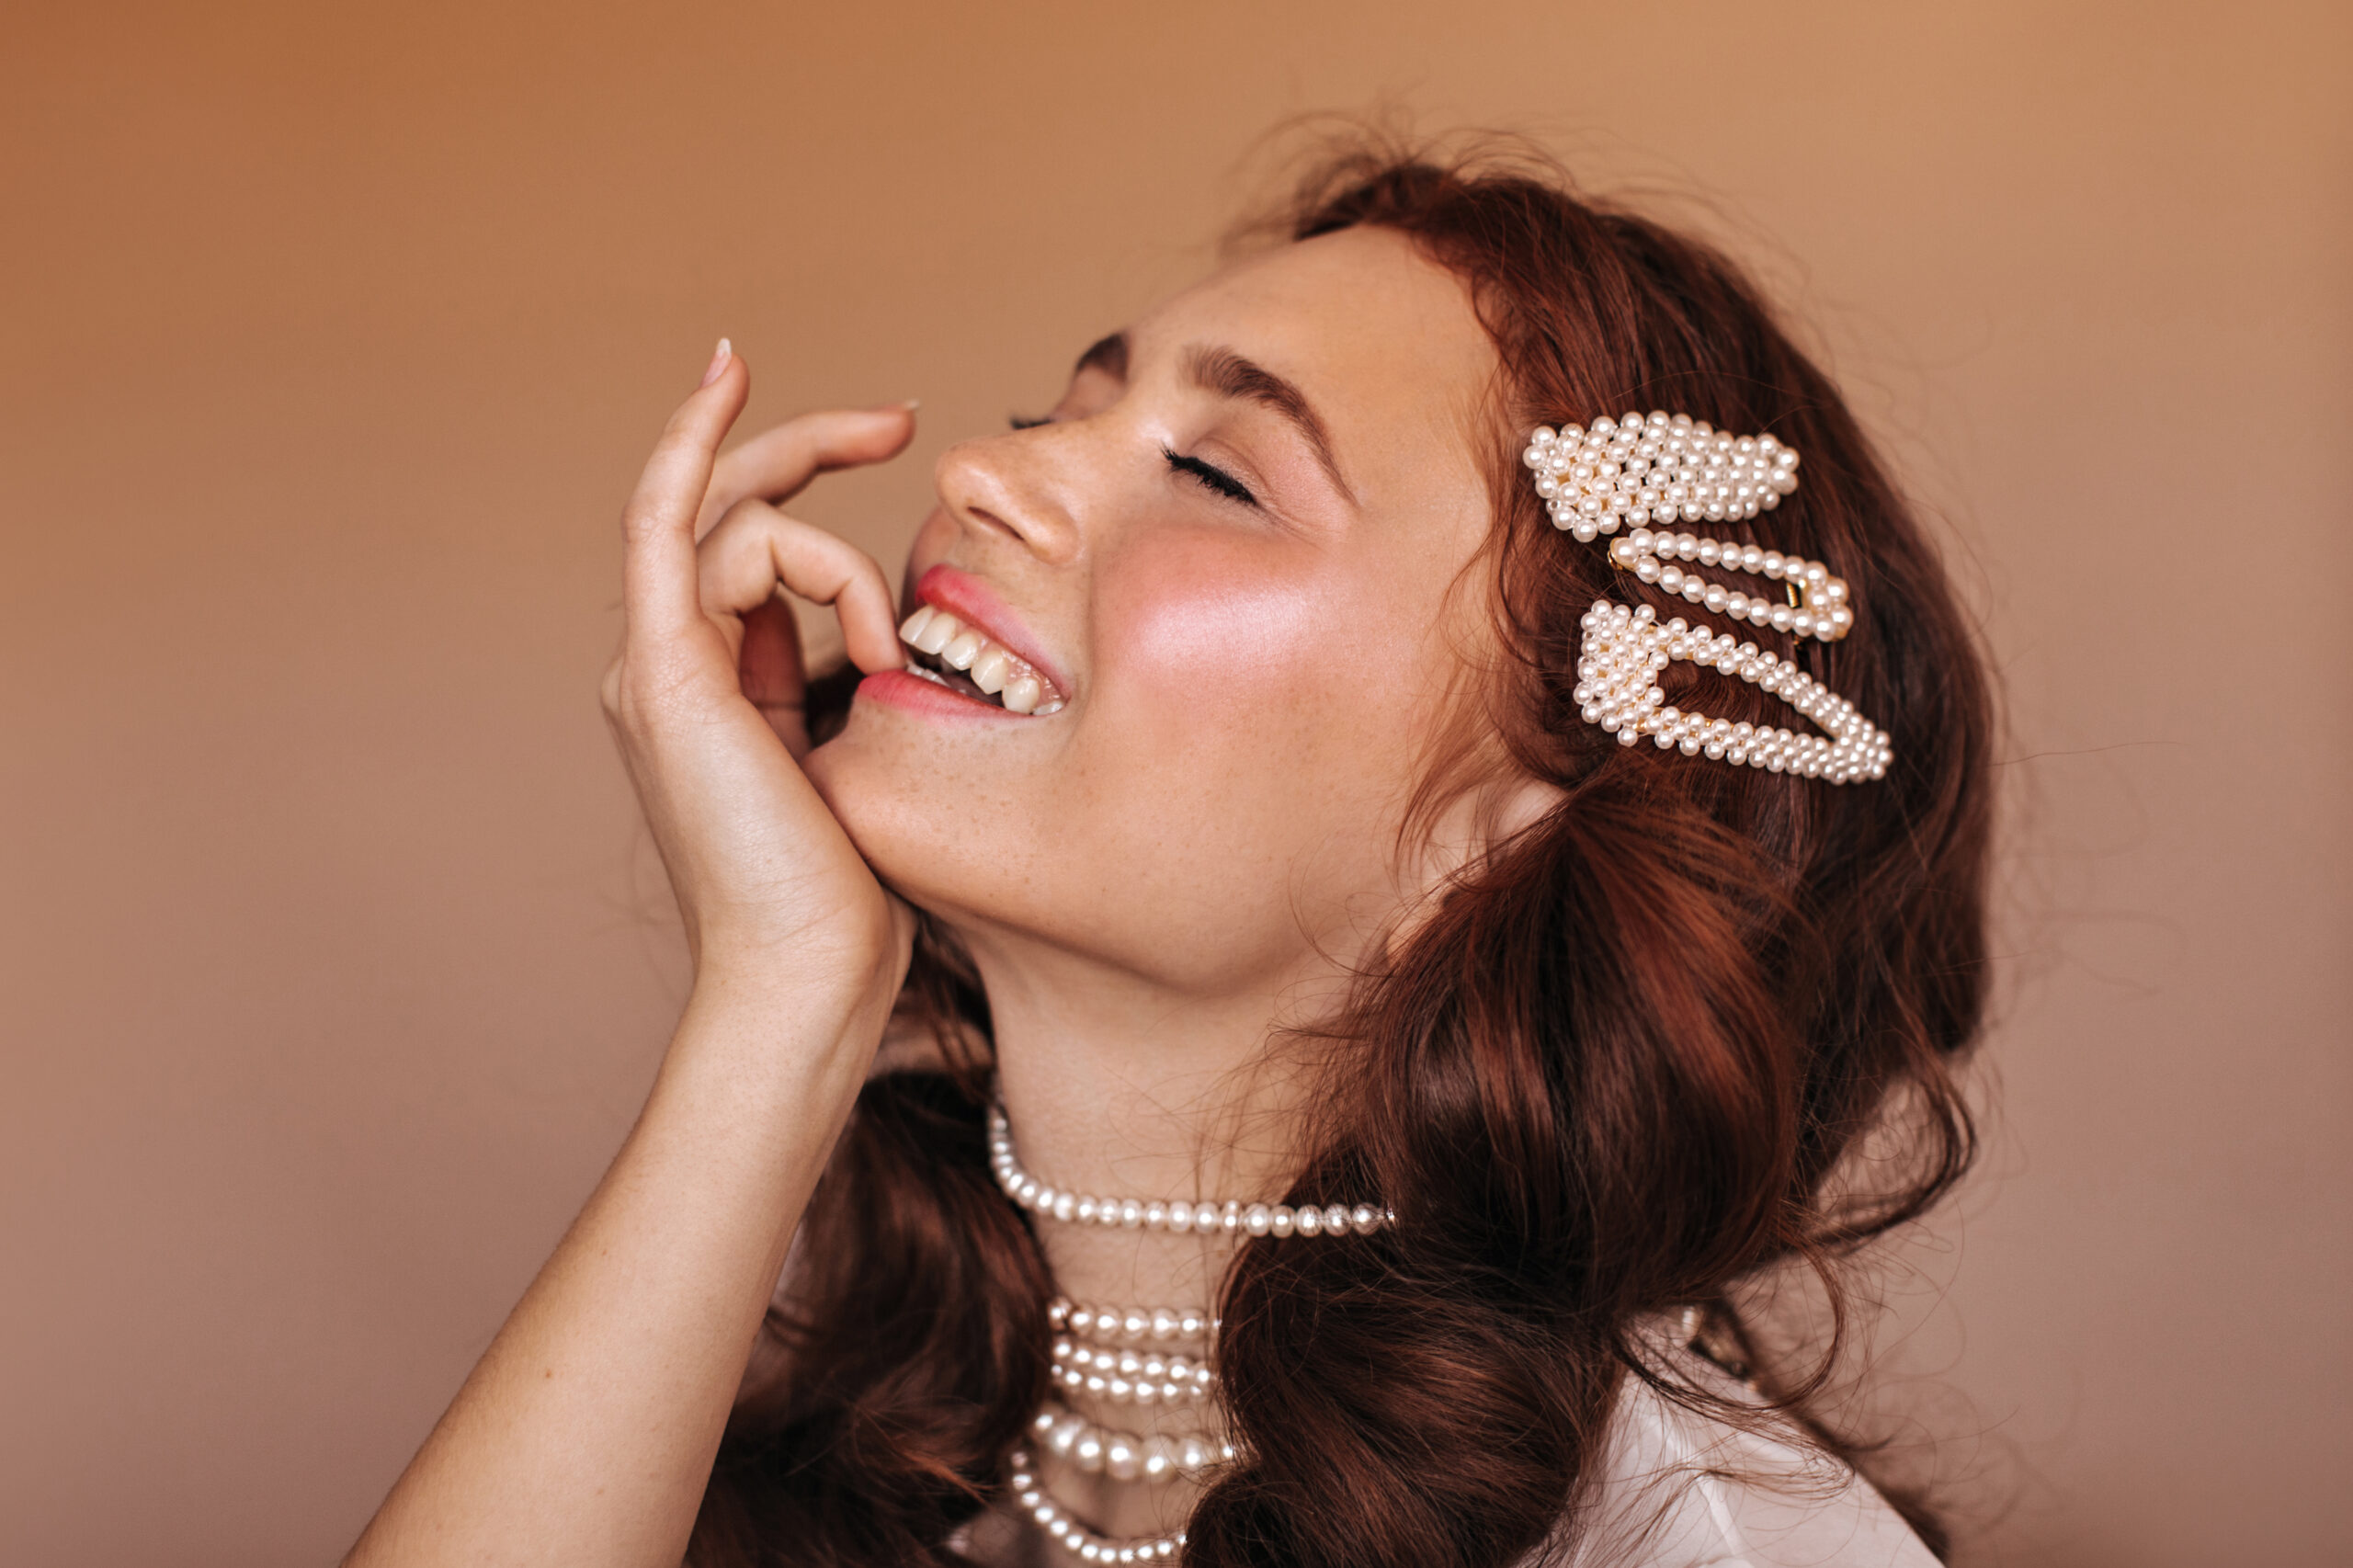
1162 446 1257 506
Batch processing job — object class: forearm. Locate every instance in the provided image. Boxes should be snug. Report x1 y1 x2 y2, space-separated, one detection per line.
347 970 889 1568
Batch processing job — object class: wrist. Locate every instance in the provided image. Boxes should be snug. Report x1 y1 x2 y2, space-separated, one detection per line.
685 928 904 1056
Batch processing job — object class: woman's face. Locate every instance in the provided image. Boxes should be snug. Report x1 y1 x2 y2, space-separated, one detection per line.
806 225 1502 997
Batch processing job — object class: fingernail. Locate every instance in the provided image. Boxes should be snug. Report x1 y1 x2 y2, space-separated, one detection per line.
699 337 733 388
901 398 921 411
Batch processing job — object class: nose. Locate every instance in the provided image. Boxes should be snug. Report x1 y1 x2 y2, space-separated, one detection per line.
932 431 1083 567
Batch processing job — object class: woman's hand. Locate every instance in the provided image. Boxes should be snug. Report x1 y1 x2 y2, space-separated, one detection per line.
345 346 926 1568
601 339 915 1010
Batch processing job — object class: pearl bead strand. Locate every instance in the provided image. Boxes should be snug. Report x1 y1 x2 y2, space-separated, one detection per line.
1031 1399 1237 1483
1051 1296 1218 1345
1009 1447 1187 1563
1053 1337 1217 1405
986 1103 1393 1238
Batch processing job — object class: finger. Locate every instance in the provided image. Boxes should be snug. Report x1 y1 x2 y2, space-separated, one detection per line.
699 403 917 537
621 341 750 638
697 499 904 675
739 597 811 757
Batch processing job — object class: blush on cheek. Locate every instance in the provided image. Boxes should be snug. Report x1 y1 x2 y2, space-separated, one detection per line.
1096 534 1369 726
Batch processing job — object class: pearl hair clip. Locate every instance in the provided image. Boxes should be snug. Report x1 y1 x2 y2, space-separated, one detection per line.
1522 413 1892 783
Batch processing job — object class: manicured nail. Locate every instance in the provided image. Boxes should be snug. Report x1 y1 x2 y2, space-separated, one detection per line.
699 337 733 388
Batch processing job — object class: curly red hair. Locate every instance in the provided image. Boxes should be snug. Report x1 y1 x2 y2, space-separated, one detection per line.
693 134 1993 1568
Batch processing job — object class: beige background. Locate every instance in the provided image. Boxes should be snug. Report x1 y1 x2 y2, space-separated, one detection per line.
4 3 2347 1564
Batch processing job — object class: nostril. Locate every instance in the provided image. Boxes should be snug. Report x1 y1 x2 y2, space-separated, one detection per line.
965 504 1025 543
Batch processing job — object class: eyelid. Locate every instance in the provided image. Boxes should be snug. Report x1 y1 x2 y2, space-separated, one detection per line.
1162 445 1258 506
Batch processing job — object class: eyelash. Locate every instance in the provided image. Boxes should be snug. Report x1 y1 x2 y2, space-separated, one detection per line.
1161 445 1257 506
1008 416 1259 508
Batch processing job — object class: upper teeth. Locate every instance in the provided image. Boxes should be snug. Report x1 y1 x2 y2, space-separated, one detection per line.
899 605 1064 715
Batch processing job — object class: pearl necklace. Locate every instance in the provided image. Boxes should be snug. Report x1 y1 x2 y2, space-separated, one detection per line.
1050 1295 1220 1404
1010 1446 1186 1564
990 1098 1367 1562
1051 1295 1217 1344
1030 1398 1236 1482
1053 1336 1216 1406
985 1101 1394 1238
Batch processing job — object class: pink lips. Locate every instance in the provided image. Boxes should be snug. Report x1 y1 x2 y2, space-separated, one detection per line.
910 565 1071 698
857 667 1008 720
853 563 1069 723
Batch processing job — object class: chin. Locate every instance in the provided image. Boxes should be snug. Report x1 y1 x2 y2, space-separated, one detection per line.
804 699 1038 930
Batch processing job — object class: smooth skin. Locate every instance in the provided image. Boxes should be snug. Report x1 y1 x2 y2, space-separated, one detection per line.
347 226 1516 1565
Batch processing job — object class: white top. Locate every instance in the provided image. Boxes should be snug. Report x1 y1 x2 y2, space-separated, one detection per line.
1550 1357 1937 1568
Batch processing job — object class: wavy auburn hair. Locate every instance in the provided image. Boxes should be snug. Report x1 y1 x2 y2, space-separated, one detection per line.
691 137 1994 1568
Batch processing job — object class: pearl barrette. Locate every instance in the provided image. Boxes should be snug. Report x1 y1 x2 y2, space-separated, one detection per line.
1574 602 1891 779
986 1102 1393 1238
1522 412 1891 781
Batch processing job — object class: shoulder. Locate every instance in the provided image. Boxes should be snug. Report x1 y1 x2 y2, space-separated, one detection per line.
1547 1329 1938 1568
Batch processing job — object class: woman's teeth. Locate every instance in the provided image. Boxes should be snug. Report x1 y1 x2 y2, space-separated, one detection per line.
897 605 1064 715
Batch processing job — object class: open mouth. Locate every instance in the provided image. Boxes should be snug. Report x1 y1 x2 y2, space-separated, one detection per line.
897 605 1065 715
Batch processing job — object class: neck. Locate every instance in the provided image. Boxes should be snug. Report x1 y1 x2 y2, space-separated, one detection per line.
961 931 1340 1544
971 931 1334 1302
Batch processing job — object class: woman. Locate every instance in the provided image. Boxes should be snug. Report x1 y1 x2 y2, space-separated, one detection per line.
347 141 1991 1568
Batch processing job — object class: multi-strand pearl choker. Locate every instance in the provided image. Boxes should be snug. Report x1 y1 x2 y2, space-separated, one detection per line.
1049 1294 1219 1405
987 1098 1394 1563
985 1101 1394 1239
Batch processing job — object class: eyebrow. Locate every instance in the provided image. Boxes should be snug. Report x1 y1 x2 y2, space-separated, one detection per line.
1181 344 1356 505
1071 330 1355 505
1074 331 1129 380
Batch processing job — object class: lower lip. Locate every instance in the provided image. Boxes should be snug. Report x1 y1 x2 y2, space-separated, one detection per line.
856 668 1027 722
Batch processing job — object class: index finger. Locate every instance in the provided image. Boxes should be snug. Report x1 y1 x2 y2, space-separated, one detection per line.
620 340 748 638
698 403 919 539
